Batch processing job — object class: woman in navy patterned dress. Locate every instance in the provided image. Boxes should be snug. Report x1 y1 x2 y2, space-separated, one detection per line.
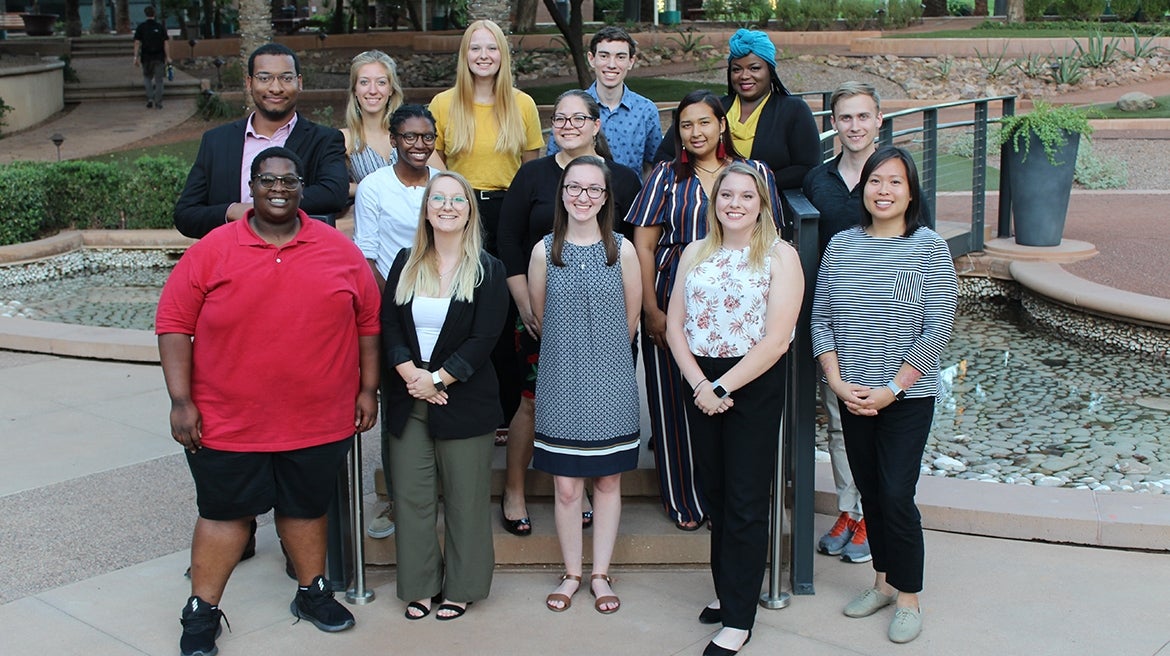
528 156 641 615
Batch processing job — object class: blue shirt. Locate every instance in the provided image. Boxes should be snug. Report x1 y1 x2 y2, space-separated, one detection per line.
547 83 663 174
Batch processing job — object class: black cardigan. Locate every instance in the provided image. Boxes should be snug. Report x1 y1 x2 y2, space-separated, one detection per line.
380 249 508 440
654 92 821 190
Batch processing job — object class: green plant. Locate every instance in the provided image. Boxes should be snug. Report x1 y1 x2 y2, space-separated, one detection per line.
667 29 713 55
310 105 337 128
1122 25 1165 59
195 91 241 121
706 0 774 26
219 59 244 88
948 0 975 15
1108 0 1142 20
1058 0 1107 19
0 163 48 244
1048 52 1086 84
974 43 1012 77
0 97 13 135
1015 52 1049 77
930 55 955 79
997 101 1093 165
1025 0 1054 18
1074 29 1122 68
839 0 878 28
1074 140 1128 189
58 55 80 83
886 0 924 27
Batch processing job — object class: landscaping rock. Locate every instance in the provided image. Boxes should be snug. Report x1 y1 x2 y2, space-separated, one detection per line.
1116 92 1157 112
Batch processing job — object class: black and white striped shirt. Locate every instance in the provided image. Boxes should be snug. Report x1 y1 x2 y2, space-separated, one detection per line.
811 226 958 399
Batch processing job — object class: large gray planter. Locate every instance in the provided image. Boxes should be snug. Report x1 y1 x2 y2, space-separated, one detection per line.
1006 130 1080 247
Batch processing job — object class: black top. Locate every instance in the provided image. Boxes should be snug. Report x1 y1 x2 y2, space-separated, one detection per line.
380 250 509 440
496 155 642 278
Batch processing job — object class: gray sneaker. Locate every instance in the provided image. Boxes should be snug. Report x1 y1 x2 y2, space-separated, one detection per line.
843 587 896 618
839 518 872 563
367 502 395 539
888 606 923 643
817 512 855 556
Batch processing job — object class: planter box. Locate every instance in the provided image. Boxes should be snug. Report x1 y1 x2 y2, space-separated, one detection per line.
1006 131 1080 248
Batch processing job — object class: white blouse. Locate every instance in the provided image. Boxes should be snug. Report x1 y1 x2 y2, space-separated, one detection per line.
684 245 771 358
412 296 451 363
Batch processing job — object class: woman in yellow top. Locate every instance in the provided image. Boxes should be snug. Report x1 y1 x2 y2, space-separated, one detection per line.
428 18 544 452
429 19 544 256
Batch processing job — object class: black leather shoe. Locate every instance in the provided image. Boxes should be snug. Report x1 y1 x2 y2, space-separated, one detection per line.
703 630 751 656
699 605 722 624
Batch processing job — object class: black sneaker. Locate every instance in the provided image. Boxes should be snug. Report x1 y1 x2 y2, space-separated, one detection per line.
290 576 355 632
179 596 228 656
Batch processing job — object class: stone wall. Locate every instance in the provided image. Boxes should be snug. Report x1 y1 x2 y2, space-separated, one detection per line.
0 59 64 133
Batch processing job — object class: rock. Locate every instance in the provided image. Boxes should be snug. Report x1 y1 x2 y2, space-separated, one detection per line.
1116 91 1157 112
933 456 967 472
1035 476 1065 487
1116 459 1153 475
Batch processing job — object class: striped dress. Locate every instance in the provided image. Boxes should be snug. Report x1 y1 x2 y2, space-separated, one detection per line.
348 145 395 183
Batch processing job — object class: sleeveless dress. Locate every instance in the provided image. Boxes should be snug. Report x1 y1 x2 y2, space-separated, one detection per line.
533 233 640 478
348 145 395 183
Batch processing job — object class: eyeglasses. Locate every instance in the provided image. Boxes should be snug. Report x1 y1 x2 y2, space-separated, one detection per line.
396 131 437 145
251 72 298 86
562 183 607 200
253 174 304 190
428 194 469 209
551 114 593 129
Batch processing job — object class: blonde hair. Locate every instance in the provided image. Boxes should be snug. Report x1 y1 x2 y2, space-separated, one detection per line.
394 171 485 305
345 50 404 155
444 20 527 156
687 162 779 274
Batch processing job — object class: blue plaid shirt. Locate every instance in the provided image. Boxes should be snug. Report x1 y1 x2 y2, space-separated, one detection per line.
547 82 663 175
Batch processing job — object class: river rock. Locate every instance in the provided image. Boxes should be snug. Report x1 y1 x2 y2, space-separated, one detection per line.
933 456 967 472
1116 91 1156 112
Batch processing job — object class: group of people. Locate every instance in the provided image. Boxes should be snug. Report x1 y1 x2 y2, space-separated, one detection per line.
156 22 956 656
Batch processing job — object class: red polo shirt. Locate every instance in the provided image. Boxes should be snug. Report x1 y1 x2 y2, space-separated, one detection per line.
156 211 381 452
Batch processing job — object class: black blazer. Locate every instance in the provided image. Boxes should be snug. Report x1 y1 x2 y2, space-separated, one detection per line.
381 249 508 440
653 92 821 190
173 113 349 239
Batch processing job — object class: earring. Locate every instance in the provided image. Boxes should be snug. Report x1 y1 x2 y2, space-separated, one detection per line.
716 141 727 160
681 148 689 164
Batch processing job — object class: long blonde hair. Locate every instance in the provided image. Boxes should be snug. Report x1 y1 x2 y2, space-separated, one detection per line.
444 20 527 156
686 162 779 274
345 50 404 155
395 171 485 305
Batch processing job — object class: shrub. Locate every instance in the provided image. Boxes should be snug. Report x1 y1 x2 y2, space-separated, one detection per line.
0 163 50 245
116 156 190 229
839 0 878 28
1025 0 1055 19
1058 0 1107 20
1075 141 1128 189
0 97 13 135
887 0 924 26
1108 0 1142 20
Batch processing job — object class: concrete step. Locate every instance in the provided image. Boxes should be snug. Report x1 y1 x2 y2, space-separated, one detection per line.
65 80 205 102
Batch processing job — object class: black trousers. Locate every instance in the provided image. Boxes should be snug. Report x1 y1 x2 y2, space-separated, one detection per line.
686 355 784 631
839 396 934 593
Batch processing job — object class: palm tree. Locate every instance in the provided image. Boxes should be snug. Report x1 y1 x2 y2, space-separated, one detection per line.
237 0 272 64
116 0 131 33
91 0 110 33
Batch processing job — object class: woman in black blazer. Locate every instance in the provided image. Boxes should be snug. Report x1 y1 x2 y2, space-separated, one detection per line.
381 171 508 621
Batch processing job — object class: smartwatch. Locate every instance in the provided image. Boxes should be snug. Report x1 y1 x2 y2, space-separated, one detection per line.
886 381 906 401
432 370 447 392
711 379 730 399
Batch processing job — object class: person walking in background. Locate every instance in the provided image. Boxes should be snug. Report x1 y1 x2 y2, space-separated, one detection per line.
380 171 508 621
665 162 803 656
811 146 957 645
529 156 641 615
341 50 405 197
158 147 380 656
174 43 348 239
626 90 780 532
802 81 885 564
353 104 440 541
132 5 170 110
427 18 544 453
654 28 820 190
545 26 662 176
496 90 642 537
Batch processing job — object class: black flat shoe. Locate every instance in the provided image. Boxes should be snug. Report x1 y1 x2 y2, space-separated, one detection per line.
699 605 722 624
703 630 751 656
500 496 531 536
582 510 594 529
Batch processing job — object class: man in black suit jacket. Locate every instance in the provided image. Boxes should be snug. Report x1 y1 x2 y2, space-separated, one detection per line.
174 42 348 239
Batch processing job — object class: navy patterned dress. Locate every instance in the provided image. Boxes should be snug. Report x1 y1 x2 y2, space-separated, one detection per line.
533 233 640 478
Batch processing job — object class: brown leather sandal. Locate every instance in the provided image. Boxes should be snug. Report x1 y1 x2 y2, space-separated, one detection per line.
591 573 620 614
545 573 581 612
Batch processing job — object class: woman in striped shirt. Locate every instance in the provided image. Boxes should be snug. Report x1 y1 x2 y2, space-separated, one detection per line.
810 146 957 645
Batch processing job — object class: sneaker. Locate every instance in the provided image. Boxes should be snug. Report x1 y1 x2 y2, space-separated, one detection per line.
180 596 227 656
817 512 856 556
843 587 896 618
290 575 355 632
888 606 923 643
366 502 395 539
840 518 872 563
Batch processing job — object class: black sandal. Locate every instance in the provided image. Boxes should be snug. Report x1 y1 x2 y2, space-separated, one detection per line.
404 593 443 620
500 496 531 536
435 602 470 621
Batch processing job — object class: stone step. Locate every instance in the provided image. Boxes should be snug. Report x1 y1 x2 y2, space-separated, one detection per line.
373 464 663 500
64 81 205 103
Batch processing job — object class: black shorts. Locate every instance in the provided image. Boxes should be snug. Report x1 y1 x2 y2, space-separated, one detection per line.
185 436 353 521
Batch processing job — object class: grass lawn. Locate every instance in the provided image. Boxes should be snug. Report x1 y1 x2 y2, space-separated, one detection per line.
84 140 202 167
1086 95 1170 119
524 77 719 105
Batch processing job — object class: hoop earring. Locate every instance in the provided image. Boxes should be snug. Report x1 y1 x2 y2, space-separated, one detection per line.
716 141 727 160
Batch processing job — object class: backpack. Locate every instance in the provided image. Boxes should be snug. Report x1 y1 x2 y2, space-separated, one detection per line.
140 21 166 57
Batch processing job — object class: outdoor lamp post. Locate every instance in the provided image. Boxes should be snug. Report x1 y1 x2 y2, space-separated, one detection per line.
213 56 225 89
187 38 197 64
50 133 64 161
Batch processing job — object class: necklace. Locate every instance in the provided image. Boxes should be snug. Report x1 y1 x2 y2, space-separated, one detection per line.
693 161 725 175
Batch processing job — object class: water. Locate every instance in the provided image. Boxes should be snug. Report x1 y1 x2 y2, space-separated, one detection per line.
0 266 171 331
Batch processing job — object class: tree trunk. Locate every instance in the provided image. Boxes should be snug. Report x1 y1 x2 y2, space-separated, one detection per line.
541 0 588 88
923 0 947 16
90 0 109 33
403 0 421 30
1006 0 1025 22
65 0 83 37
238 0 274 67
353 0 369 30
330 0 347 33
514 0 537 32
115 0 131 33
974 0 989 16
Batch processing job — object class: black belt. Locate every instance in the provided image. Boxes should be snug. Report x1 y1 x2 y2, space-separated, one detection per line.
474 189 507 201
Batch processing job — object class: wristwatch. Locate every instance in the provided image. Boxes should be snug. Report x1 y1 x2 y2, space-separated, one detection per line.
711 379 730 399
886 381 906 401
432 370 447 392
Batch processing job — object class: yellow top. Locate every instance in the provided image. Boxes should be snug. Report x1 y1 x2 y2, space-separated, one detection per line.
727 93 770 159
429 87 544 191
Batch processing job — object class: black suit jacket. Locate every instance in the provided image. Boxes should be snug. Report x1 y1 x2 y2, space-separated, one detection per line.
381 249 508 440
173 113 348 238
653 92 821 190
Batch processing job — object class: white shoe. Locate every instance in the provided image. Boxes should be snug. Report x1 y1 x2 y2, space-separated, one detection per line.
367 502 395 538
